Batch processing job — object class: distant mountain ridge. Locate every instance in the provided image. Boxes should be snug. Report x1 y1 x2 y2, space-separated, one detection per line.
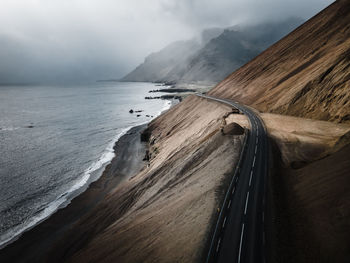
121 28 224 83
122 18 304 85
121 39 200 83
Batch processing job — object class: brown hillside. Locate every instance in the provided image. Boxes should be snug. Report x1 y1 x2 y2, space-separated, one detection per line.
209 0 350 123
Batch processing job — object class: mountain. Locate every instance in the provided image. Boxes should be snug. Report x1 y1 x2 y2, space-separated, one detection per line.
121 28 224 83
209 1 350 123
122 18 303 85
121 39 201 83
181 18 304 84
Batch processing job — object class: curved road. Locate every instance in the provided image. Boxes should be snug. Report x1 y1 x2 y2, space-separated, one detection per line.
197 94 269 263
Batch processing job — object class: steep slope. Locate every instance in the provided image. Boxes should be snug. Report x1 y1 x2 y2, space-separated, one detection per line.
45 96 247 263
209 0 350 123
272 142 350 263
181 18 303 84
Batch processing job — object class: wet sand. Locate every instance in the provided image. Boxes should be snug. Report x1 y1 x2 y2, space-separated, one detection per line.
0 124 148 263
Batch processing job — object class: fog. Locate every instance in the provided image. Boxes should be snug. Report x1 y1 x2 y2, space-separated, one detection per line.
0 0 334 84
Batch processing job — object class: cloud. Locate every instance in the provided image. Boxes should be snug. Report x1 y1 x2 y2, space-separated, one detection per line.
0 0 334 83
159 0 336 29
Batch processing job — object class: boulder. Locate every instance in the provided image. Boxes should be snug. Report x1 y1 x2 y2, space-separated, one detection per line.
141 128 151 142
143 150 150 161
231 108 240 114
221 122 244 135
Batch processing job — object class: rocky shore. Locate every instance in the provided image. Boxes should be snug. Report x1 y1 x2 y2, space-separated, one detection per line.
149 88 196 93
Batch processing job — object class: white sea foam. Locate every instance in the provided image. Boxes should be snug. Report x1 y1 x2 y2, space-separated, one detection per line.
0 195 67 249
154 99 172 118
66 98 172 197
0 126 133 249
0 98 174 249
0 126 20 131
76 125 133 189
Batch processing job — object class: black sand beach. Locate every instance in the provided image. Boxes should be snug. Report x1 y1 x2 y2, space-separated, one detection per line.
0 124 148 263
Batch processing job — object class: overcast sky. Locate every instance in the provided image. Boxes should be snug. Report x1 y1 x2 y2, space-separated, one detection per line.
0 0 334 84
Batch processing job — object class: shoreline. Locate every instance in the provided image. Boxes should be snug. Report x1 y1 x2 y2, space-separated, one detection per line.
0 124 149 262
0 96 174 251
0 126 133 250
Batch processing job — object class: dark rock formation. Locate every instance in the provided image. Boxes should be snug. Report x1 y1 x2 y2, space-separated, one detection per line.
140 128 151 142
149 88 195 93
221 122 244 135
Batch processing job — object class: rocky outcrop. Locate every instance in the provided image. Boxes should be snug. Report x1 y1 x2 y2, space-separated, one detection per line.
221 122 245 135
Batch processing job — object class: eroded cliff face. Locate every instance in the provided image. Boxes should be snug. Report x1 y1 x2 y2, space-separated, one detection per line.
209 0 350 123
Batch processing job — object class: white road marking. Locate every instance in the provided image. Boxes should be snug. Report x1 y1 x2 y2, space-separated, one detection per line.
238 223 245 263
244 192 250 215
216 237 221 252
262 211 265 223
228 199 232 209
232 187 236 195
249 170 253 186
263 231 266 245
222 217 227 228
255 144 257 154
200 95 269 261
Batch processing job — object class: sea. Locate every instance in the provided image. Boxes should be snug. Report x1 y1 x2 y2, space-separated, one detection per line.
0 82 172 248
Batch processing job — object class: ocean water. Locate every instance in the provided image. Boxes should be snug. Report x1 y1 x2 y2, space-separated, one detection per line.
0 82 172 248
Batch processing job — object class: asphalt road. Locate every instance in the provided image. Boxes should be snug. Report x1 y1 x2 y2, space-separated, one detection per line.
197 94 269 263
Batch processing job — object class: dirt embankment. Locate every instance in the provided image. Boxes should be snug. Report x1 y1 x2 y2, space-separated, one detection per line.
271 143 350 263
209 0 350 124
47 96 246 263
262 113 350 263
